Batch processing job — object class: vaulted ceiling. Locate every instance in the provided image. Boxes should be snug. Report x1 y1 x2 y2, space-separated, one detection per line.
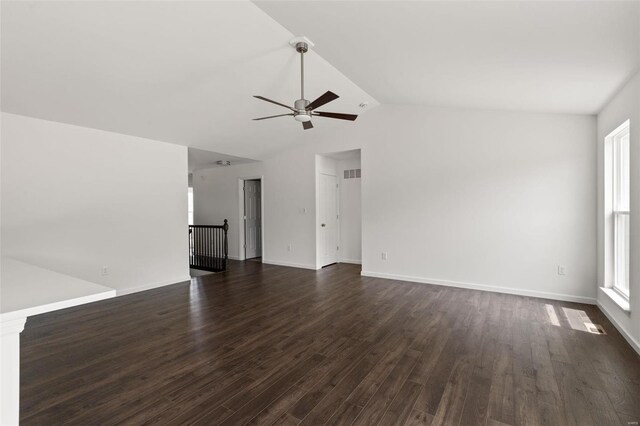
1 1 377 160
255 0 640 115
2 1 639 160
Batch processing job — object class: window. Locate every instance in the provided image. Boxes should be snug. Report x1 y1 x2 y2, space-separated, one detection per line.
609 121 630 298
188 187 194 225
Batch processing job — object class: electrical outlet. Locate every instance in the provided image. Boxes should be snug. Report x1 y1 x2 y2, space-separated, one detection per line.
287 244 292 252
381 252 387 261
558 265 566 276
101 266 109 276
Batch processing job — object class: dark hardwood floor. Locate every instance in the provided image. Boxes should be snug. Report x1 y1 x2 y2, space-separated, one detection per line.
20 261 640 425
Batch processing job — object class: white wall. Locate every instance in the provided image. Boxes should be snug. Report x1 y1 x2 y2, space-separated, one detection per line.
360 107 596 303
193 157 320 269
193 163 265 261
195 153 363 268
1 113 190 294
194 105 597 302
597 71 640 352
337 158 361 264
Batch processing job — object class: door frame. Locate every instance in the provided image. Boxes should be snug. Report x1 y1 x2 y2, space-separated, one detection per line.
237 176 264 261
316 172 339 268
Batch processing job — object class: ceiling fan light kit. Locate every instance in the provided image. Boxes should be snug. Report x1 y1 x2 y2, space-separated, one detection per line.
253 36 358 130
294 114 311 122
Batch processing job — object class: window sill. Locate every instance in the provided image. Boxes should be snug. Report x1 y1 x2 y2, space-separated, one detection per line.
600 287 630 313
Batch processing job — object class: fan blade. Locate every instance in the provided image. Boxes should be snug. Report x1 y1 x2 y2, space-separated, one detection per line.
306 91 339 110
313 111 358 121
253 113 294 121
253 96 294 111
302 121 313 130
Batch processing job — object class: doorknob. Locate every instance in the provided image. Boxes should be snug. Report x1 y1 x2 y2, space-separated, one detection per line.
321 223 326 227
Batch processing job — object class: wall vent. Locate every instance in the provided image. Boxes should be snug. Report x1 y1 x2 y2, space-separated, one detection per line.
343 169 361 179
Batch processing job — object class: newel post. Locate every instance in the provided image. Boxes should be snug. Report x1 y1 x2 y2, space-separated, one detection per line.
223 219 229 265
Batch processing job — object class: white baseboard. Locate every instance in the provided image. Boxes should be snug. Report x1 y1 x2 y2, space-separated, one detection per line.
228 255 241 260
262 259 319 270
597 300 640 355
360 270 596 305
339 259 362 265
116 275 191 296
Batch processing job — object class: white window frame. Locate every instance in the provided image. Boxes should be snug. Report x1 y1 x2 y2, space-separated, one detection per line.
188 187 194 225
608 120 630 300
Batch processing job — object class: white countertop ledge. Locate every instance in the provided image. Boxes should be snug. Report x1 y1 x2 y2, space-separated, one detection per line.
1 258 116 322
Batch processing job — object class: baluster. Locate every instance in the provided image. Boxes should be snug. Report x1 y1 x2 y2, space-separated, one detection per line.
187 223 229 272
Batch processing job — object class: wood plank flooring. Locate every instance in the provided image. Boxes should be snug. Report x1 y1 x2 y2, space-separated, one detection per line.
20 261 640 425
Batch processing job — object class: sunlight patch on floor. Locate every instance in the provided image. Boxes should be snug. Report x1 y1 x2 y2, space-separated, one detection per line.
561 307 606 334
545 304 561 326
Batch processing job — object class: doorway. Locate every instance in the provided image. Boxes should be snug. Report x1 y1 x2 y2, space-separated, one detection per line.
243 179 262 260
316 150 361 269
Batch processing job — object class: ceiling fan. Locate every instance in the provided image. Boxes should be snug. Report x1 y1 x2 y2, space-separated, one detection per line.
253 37 358 130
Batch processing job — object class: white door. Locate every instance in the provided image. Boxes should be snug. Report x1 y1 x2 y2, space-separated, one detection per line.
244 180 261 259
319 173 338 267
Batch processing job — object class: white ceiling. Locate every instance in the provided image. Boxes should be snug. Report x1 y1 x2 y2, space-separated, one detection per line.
1 1 378 160
255 0 640 115
2 1 639 163
322 149 361 161
188 147 256 173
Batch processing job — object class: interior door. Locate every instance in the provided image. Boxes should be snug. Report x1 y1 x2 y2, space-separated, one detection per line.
244 180 261 259
320 173 338 266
